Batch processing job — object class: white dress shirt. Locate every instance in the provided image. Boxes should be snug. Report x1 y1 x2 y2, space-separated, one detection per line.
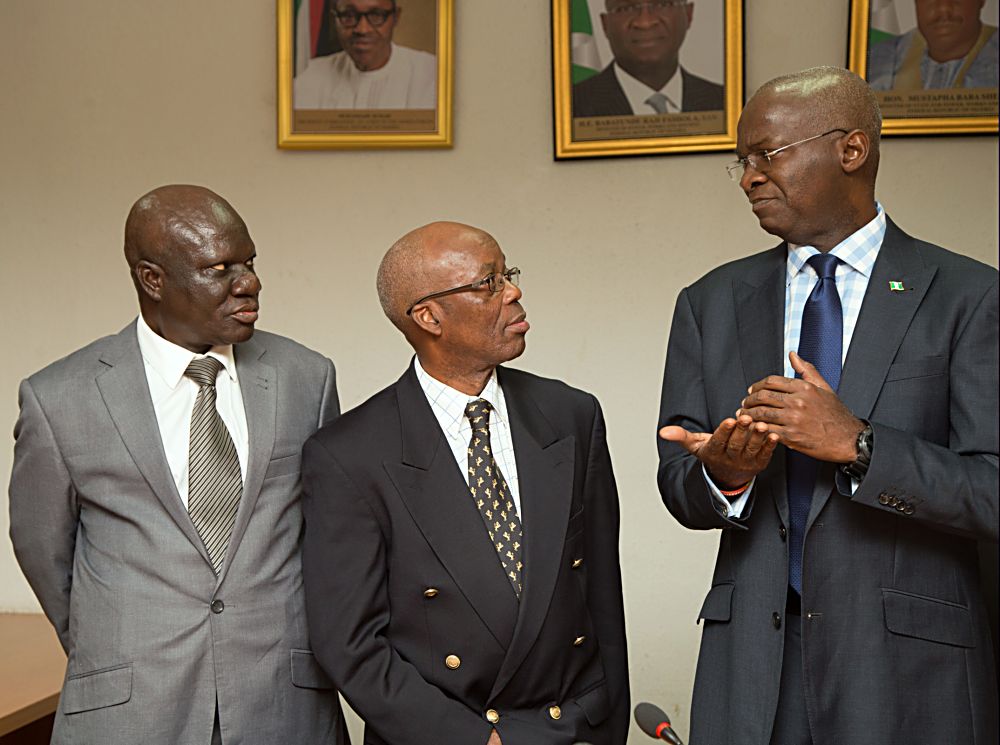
414 357 522 517
710 205 887 517
136 315 249 508
613 62 684 114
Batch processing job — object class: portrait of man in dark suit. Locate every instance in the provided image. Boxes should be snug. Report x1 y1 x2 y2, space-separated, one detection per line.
301 221 630 745
573 0 724 116
8 185 349 745
657 67 998 745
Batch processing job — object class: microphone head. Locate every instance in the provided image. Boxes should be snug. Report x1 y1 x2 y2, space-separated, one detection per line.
634 701 671 736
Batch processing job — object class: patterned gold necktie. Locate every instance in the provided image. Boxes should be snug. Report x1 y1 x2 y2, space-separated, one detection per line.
465 399 523 597
185 356 242 574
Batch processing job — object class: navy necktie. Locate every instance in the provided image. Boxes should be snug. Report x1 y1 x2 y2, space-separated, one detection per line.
786 253 842 594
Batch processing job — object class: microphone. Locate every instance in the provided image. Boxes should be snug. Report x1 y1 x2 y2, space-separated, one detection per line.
634 702 685 745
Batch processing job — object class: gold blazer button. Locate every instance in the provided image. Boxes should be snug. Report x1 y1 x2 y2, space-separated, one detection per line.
571 558 584 568
549 705 562 720
424 588 439 598
573 635 586 646
486 709 500 724
445 654 461 669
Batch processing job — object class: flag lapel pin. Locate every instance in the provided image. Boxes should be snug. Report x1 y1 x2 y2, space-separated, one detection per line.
889 280 905 292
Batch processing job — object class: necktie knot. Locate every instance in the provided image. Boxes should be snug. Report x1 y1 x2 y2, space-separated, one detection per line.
185 356 224 388
645 92 670 114
465 398 493 426
807 252 841 281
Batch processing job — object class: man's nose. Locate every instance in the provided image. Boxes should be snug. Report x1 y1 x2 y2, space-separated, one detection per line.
739 162 768 193
232 267 261 295
354 14 374 32
504 280 523 303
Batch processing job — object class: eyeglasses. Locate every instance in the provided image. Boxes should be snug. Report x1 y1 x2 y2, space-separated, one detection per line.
607 1 690 18
331 7 396 28
405 267 521 316
726 128 848 181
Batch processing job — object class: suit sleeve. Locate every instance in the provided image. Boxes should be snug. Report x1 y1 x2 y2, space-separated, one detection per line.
583 397 631 744
301 436 494 745
657 288 752 532
318 358 340 429
8 379 78 651
844 277 999 541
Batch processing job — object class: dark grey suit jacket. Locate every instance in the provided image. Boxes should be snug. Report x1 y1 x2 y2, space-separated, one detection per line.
657 219 999 745
572 63 724 116
301 363 630 745
9 322 349 745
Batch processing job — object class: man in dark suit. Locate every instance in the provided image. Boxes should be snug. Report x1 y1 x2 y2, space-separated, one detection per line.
301 221 630 745
657 67 997 745
573 0 723 116
9 185 349 744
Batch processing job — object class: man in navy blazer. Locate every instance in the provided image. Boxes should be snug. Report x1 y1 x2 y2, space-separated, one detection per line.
657 67 997 745
301 221 629 745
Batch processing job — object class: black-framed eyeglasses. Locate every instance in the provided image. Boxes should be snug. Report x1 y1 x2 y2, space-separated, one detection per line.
607 0 690 18
726 128 848 181
331 7 396 28
405 267 521 316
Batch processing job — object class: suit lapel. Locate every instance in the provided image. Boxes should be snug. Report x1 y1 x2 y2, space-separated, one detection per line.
96 322 211 564
384 366 519 649
488 368 575 702
734 247 789 523
807 219 935 526
218 337 276 583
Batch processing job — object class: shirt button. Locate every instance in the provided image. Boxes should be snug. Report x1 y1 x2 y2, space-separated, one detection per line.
772 612 782 630
210 599 224 614
778 525 787 541
486 709 500 724
444 654 461 669
549 705 562 720
423 587 439 598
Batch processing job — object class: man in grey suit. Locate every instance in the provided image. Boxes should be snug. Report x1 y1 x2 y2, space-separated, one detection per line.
657 67 997 744
9 185 349 744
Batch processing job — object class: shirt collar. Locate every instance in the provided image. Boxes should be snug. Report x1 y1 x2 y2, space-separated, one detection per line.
787 202 885 282
612 62 683 114
413 356 506 431
136 314 238 390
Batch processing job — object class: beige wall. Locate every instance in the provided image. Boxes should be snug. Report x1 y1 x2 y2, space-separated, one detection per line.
1 1 996 741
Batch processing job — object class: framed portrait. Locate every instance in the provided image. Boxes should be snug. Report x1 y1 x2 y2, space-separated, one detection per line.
277 0 453 149
552 0 743 160
848 0 999 135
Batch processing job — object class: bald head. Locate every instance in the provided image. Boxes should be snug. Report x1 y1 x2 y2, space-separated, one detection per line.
124 185 248 279
377 221 498 333
750 66 882 178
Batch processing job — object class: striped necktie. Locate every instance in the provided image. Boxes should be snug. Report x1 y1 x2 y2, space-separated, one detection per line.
185 356 242 574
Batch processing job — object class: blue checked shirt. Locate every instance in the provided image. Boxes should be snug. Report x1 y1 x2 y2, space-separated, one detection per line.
713 203 887 517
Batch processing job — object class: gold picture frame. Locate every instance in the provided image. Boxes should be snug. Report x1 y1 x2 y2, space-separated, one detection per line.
848 0 998 136
277 0 453 149
552 0 743 160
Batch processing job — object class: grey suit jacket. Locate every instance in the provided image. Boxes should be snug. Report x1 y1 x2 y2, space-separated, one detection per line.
9 321 349 745
657 219 999 745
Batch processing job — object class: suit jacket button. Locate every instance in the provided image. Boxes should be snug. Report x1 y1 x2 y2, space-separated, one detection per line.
573 636 586 646
549 705 562 720
888 495 899 507
895 501 907 512
778 525 787 541
445 654 461 669
210 599 224 614
878 492 891 505
903 505 915 515
424 587 439 598
772 612 781 630
486 709 500 724
572 558 584 569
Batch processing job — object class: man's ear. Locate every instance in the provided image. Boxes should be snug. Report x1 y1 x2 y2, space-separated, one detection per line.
135 260 165 302
840 129 870 174
409 303 443 337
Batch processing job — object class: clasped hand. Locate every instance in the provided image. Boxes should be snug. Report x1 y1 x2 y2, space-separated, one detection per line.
659 353 864 489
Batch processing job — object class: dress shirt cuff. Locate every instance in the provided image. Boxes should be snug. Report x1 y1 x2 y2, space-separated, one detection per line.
702 464 754 518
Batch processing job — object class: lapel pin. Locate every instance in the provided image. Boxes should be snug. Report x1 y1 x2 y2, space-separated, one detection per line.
889 281 906 292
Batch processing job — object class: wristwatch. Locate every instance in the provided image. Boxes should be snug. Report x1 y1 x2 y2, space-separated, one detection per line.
841 421 873 481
